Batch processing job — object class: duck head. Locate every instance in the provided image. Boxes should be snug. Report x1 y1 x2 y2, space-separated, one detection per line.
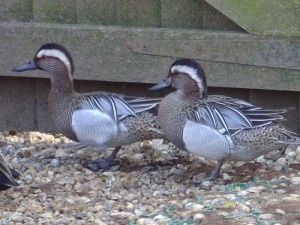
149 58 208 99
12 43 74 89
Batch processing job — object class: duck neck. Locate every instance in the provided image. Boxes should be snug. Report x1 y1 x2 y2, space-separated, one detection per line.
177 85 207 103
50 69 74 94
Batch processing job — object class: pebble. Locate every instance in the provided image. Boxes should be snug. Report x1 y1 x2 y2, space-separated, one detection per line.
200 181 213 187
184 203 204 212
259 213 274 220
282 195 299 202
275 209 285 215
110 212 135 219
236 203 251 213
256 155 266 163
41 212 54 219
55 149 69 157
295 154 300 163
274 157 287 166
50 158 60 167
290 177 300 185
193 213 206 221
237 190 249 196
9 212 24 222
222 173 232 181
143 218 159 225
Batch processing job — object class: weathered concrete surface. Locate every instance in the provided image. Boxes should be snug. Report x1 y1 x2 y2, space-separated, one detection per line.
33 0 76 23
161 0 203 29
202 2 244 31
76 0 116 25
0 0 33 22
131 33 300 70
0 77 37 131
116 0 161 27
205 0 300 37
1 22 299 92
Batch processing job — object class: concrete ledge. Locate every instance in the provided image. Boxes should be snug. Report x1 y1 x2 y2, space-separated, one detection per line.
0 22 299 91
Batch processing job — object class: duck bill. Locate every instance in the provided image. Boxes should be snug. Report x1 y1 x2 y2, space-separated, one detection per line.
12 61 37 72
148 78 171 91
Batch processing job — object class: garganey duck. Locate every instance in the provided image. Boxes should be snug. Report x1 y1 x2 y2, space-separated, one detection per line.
150 58 300 181
0 152 19 191
13 43 164 170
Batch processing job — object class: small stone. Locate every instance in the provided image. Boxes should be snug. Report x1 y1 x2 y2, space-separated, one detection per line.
136 218 146 225
80 196 91 203
181 211 192 220
50 158 60 167
184 203 204 212
274 157 286 166
124 193 136 201
151 139 164 147
28 205 44 214
9 212 24 222
94 204 102 211
236 203 251 213
247 186 265 193
126 203 134 210
275 209 285 215
237 190 249 196
193 213 206 221
290 177 300 185
259 213 274 220
287 151 296 158
132 153 144 162
110 212 135 219
16 206 26 213
153 214 171 223
66 198 75 204
134 209 144 216
256 155 266 163
295 154 300 163
222 173 232 181
24 174 33 183
275 189 286 195
94 219 107 225
282 195 299 201
177 185 186 194
142 218 159 225
296 146 300 153
218 211 230 217
41 212 54 219
55 149 69 158
200 181 213 187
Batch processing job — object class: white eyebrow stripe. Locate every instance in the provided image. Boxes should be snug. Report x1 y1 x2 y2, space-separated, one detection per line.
171 65 203 89
36 49 72 75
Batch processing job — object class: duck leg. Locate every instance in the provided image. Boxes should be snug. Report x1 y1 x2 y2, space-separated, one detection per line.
85 146 121 171
195 159 224 183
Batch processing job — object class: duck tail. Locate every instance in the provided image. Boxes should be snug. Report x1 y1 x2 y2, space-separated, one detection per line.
0 153 20 191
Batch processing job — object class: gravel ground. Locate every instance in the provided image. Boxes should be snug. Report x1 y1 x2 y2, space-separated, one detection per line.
0 131 300 225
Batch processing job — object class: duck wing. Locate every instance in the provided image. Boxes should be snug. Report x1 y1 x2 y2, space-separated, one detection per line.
187 95 285 135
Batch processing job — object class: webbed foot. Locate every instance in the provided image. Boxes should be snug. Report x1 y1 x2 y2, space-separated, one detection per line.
194 159 223 184
84 146 121 171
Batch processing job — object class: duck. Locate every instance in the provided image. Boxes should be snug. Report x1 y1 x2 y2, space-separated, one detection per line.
0 152 19 191
149 58 300 181
12 43 164 170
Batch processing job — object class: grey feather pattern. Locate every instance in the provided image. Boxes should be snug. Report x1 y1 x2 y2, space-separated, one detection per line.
187 95 285 135
75 92 161 123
